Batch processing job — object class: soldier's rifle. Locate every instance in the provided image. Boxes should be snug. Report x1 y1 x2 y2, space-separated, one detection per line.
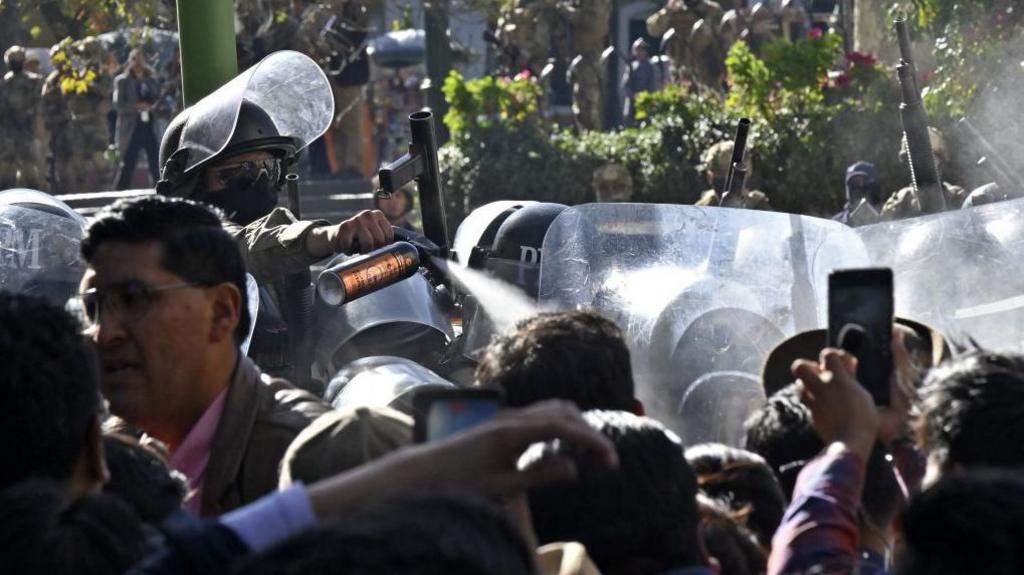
894 17 945 214
720 117 751 207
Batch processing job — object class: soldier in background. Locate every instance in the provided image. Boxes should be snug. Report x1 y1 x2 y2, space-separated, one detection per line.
694 140 772 210
881 127 967 220
561 0 611 132
41 44 75 193
688 17 728 90
648 0 724 88
497 0 557 75
64 38 117 192
0 46 46 190
593 163 634 202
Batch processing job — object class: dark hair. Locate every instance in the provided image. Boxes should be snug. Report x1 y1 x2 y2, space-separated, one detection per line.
685 442 787 548
743 383 904 529
231 491 534 575
742 384 823 497
103 433 187 524
916 351 1024 473
81 195 250 343
0 479 147 575
475 311 636 411
0 293 101 489
525 410 703 575
898 470 1024 575
697 495 767 575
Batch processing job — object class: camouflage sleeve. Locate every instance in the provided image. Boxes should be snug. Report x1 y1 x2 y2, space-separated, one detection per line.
225 207 331 284
695 189 720 206
881 187 916 221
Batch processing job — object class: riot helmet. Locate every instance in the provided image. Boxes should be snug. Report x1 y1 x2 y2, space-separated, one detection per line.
156 51 333 223
485 202 568 299
451 201 536 270
0 189 86 305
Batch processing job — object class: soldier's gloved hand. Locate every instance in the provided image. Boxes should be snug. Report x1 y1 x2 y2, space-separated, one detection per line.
308 209 394 257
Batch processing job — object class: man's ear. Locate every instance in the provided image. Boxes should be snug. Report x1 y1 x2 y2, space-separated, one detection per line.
632 399 645 416
208 282 242 344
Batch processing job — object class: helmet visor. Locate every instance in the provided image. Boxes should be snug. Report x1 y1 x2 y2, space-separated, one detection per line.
179 50 334 172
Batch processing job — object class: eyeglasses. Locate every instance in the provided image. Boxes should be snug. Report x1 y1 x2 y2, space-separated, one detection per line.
211 157 282 187
70 280 211 329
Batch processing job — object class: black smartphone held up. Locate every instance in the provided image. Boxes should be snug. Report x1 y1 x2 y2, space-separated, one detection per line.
827 268 894 406
413 388 503 443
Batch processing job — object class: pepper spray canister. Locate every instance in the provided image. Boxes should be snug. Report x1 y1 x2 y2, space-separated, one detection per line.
317 242 421 306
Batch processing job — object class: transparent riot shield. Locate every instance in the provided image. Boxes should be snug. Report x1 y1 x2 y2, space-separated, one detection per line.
538 204 869 436
0 190 86 304
179 50 334 172
857 198 1024 350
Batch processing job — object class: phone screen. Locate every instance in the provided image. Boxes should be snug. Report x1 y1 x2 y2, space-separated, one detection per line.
414 389 502 443
828 268 894 405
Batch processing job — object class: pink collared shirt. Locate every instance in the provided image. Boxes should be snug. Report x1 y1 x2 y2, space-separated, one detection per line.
170 388 229 515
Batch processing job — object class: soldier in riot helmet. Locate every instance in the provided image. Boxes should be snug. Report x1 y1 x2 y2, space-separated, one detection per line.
157 51 392 380
695 140 772 210
881 127 967 220
0 46 46 190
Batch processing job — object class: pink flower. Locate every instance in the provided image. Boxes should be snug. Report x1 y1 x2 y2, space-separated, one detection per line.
514 69 532 81
809 27 824 39
846 51 878 69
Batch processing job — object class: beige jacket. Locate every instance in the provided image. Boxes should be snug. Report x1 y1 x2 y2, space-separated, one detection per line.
200 357 331 516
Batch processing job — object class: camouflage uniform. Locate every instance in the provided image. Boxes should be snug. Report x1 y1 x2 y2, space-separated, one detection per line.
593 163 634 202
223 208 330 285
64 38 115 192
41 44 76 193
881 182 967 220
498 0 558 74
695 140 772 210
881 128 966 220
0 47 46 190
647 0 724 88
561 0 611 131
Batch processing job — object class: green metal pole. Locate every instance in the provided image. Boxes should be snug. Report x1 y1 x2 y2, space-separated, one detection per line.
176 0 238 106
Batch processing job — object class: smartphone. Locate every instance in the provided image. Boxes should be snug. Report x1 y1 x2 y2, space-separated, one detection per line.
413 388 503 443
828 268 894 405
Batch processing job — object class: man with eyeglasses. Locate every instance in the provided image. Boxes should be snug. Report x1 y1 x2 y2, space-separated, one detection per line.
76 195 332 516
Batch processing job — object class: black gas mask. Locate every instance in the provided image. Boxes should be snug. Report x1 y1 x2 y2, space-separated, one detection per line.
194 157 284 225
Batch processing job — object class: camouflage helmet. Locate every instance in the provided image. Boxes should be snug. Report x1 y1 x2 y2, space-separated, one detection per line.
4 45 25 68
702 141 754 177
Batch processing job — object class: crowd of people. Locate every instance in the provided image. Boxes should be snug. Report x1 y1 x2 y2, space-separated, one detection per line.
1 2 1023 573
3 211 1024 573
